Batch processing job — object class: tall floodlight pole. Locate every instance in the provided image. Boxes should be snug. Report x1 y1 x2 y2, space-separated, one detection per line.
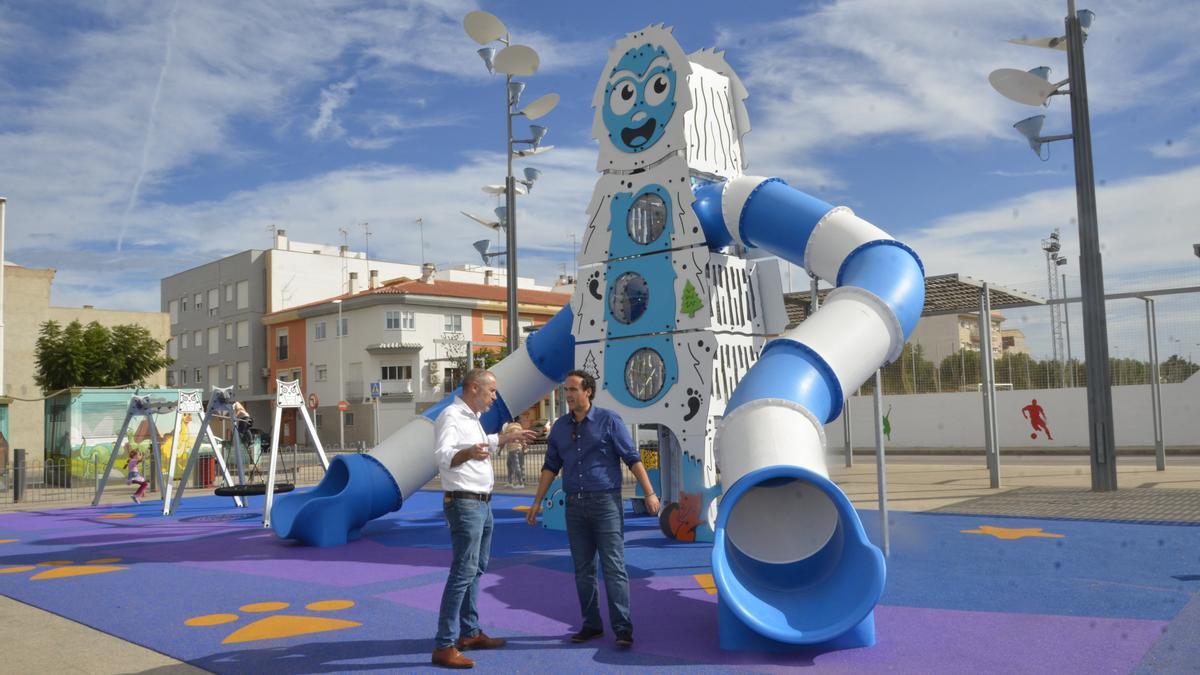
990 3 1116 490
334 299 344 450
464 11 558 354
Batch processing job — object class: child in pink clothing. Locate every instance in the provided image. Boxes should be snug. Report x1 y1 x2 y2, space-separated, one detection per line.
125 446 149 504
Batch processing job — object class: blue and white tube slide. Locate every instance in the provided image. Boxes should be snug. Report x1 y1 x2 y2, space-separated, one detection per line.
701 176 924 651
271 305 576 547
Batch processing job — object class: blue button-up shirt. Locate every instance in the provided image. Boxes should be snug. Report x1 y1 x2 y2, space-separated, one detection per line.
543 405 640 494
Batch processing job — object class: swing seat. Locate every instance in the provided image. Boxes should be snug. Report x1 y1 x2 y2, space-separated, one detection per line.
215 483 295 497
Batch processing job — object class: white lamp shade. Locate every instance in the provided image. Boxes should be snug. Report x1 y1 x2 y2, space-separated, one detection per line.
523 167 542 183
529 124 548 145
508 81 526 106
477 47 497 74
1013 114 1046 154
494 44 539 76
1027 66 1051 81
521 93 559 120
494 205 508 225
464 11 507 45
1076 9 1095 30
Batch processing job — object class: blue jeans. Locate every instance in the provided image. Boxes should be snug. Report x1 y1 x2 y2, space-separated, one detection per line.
565 490 631 635
435 496 493 649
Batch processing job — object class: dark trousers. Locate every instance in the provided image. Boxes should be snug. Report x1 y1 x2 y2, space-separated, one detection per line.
565 490 631 635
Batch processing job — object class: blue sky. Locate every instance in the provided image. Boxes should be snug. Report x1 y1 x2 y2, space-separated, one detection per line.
1 0 1198 360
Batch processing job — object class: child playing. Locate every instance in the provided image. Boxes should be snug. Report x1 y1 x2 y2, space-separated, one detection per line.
125 445 149 504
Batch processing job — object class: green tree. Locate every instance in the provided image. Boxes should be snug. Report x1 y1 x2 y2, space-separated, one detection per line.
34 320 172 392
680 280 703 318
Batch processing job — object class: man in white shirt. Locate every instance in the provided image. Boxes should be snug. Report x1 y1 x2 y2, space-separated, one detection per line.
432 368 534 669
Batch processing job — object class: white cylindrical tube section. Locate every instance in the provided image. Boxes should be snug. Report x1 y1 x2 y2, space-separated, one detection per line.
781 287 904 391
716 398 827 487
490 344 558 416
727 479 839 564
803 206 893 284
369 416 435 500
720 175 769 246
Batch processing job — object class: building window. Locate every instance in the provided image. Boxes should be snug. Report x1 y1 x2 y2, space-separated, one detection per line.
385 311 401 330
276 327 289 361
225 364 234 381
237 361 250 389
236 280 249 309
208 327 219 354
444 314 462 332
315 321 326 340
181 295 189 312
291 368 301 383
194 292 203 309
225 284 233 302
195 368 203 383
402 311 415 329
224 322 233 340
180 369 188 384
166 371 175 386
315 413 323 428
208 288 219 310
168 299 179 324
344 412 355 427
443 367 462 393
208 365 220 386
193 329 203 347
381 365 412 380
237 320 249 347
336 318 348 337
315 365 327 381
277 369 293 382
167 338 178 359
483 314 502 335
181 333 189 349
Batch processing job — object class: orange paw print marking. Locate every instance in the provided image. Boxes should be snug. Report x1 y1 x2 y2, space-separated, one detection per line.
186 600 360 644
0 557 127 579
961 525 1064 540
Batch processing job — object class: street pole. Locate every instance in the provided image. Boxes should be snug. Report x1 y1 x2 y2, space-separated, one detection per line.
335 300 345 450
505 73 520 355
1062 273 1074 386
1066 0 1117 490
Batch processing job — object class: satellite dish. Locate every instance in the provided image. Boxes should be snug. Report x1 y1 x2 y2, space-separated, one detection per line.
464 11 507 45
521 93 559 120
988 68 1060 106
494 44 539 76
513 144 554 158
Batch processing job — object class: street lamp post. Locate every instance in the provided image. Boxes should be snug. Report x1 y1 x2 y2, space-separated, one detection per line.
333 299 344 450
990 2 1117 490
464 11 558 354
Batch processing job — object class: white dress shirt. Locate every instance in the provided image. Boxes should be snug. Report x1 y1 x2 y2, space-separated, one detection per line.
434 396 498 493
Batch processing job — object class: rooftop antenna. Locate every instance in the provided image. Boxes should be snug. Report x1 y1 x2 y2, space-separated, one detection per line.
415 217 426 264
361 221 372 260
338 226 349 294
266 223 278 245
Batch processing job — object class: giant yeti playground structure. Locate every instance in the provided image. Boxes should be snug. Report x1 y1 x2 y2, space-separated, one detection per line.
271 24 925 653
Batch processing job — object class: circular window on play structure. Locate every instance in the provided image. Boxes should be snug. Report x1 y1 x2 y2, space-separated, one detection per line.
626 193 667 244
609 272 650 324
624 347 666 402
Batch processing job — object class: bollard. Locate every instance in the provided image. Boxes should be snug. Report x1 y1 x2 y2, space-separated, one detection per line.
13 449 26 503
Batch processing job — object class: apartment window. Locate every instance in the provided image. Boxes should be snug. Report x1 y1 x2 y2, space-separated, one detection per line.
277 369 293 382
181 295 189 312
336 318 348 337
315 321 327 340
208 327 219 354
194 292 203 309
291 368 301 383
236 280 249 309
444 314 462 332
166 371 175 386
167 338 178 359
483 314 501 335
236 361 250 389
208 365 220 386
315 413 323 428
402 311 415 329
181 333 189 349
194 367 203 383
443 367 462 393
225 284 233 302
276 327 289 361
237 320 249 348
224 322 233 340
208 288 219 309
193 330 202 347
385 311 401 330
180 369 188 384
344 412 355 427
168 299 179 324
315 365 327 381
225 364 234 381
381 365 412 380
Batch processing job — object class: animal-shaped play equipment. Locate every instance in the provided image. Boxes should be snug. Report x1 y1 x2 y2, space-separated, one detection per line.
271 23 923 652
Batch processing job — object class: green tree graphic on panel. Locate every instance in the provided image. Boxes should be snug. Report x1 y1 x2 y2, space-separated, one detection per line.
680 280 703 318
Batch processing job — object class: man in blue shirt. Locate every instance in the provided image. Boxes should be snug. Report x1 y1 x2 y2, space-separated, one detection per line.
527 369 660 648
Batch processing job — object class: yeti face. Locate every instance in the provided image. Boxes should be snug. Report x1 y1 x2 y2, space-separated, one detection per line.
601 43 678 153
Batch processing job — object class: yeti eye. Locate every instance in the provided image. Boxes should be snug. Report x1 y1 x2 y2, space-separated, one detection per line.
644 73 670 105
608 79 636 115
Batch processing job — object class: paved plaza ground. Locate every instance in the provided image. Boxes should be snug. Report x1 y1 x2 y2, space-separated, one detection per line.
2 454 1198 673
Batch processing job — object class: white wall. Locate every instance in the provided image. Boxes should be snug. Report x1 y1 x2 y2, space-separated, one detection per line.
826 373 1200 450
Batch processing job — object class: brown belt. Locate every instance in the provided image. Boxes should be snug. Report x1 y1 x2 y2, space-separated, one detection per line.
445 490 491 502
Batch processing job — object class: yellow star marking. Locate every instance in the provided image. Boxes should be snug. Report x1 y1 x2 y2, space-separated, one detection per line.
693 573 718 595
0 566 37 574
31 565 126 580
512 505 531 512
97 513 135 519
961 525 1064 540
87 557 122 564
306 600 355 611
38 560 74 566
0 539 17 544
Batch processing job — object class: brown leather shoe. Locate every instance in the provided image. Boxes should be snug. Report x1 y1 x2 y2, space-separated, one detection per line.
431 646 474 669
457 631 507 650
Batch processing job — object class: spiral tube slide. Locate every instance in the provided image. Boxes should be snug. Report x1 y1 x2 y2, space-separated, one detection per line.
704 176 924 650
271 305 576 546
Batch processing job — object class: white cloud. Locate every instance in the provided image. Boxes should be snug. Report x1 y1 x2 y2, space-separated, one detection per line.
308 77 357 140
1148 124 1200 159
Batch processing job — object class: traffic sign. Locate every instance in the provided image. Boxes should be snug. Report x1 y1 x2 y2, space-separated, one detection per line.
370 381 381 399
337 400 349 412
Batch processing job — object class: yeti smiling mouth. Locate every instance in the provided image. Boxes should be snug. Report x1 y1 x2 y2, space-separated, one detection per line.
621 117 658 148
